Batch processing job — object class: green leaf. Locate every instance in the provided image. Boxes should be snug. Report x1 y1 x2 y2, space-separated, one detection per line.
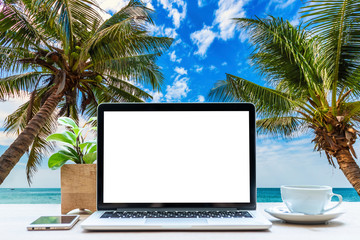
46 131 77 145
79 142 93 152
88 144 97 153
58 117 78 129
72 127 84 137
61 147 80 163
57 150 75 159
91 127 97 131
87 117 97 123
83 152 97 164
48 152 71 170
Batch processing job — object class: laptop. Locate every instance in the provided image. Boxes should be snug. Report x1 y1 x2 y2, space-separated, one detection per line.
81 103 272 230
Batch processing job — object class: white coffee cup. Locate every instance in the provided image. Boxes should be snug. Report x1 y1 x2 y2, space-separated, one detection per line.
280 185 343 215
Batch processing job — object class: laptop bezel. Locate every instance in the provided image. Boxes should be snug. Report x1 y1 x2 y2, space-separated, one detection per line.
96 103 256 210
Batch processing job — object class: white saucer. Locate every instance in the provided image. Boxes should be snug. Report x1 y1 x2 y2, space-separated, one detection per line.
264 206 344 224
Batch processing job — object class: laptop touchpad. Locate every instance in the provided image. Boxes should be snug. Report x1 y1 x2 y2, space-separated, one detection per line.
145 219 208 225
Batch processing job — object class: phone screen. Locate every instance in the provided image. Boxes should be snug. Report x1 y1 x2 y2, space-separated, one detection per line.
31 216 77 225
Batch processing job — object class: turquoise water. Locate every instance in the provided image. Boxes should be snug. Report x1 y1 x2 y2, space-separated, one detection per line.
256 188 360 202
0 188 61 204
0 188 359 203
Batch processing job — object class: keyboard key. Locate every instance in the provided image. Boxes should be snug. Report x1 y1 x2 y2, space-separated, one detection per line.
100 210 252 219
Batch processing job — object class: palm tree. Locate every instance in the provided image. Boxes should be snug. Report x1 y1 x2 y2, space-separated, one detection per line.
0 0 172 184
209 0 360 195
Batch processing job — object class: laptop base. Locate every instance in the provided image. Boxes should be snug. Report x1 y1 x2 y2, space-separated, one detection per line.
81 210 272 231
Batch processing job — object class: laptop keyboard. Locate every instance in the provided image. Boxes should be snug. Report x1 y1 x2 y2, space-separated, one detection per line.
100 210 252 219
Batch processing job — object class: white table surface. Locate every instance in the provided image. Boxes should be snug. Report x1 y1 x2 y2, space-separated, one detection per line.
1 203 359 240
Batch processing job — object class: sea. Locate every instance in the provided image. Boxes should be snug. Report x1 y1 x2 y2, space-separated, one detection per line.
0 188 359 204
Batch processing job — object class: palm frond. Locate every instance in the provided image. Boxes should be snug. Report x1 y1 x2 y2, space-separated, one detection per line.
234 17 323 96
93 81 146 103
105 75 153 100
0 72 43 98
340 65 360 95
81 0 173 85
105 85 145 102
257 116 304 138
82 79 151 118
83 29 173 65
0 2 41 49
0 46 35 75
342 101 360 122
93 54 164 89
97 0 154 32
209 74 296 117
302 0 360 106
30 0 102 53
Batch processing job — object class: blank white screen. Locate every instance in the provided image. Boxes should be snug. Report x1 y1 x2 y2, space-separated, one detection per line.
103 111 250 203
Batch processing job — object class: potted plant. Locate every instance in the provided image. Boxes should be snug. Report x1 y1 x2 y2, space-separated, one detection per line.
46 117 97 214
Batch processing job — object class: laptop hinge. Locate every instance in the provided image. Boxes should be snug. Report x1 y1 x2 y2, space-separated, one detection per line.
115 208 239 212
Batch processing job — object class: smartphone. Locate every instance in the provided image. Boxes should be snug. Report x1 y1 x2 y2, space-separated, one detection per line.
27 215 80 230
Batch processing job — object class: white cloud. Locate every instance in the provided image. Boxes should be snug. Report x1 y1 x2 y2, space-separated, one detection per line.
96 0 155 21
97 0 128 20
214 0 248 41
164 75 190 102
190 0 249 57
194 65 203 73
246 59 252 66
158 0 187 29
209 65 216 71
198 0 206 7
197 95 205 102
151 92 164 103
169 51 176 61
143 89 164 103
221 62 228 66
239 30 249 43
276 0 296 9
266 0 296 12
145 1 155 10
190 25 217 57
97 9 112 21
147 24 178 38
174 66 187 75
125 73 191 103
97 0 128 12
290 12 301 26
169 50 182 63
164 27 178 38
173 39 182 45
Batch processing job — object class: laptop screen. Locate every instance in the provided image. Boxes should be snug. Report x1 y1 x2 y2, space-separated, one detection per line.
103 111 250 203
102 110 250 204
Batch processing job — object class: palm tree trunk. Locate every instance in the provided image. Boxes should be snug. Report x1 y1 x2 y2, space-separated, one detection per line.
335 148 360 196
0 91 63 184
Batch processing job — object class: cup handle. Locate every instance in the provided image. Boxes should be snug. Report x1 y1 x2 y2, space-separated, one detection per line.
323 193 343 213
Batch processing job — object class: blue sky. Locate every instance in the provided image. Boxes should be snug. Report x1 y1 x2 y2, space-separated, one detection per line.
0 0 354 188
139 0 303 102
